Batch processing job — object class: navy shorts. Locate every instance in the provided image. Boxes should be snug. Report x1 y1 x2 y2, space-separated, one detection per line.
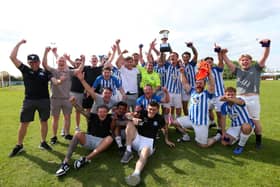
20 99 50 122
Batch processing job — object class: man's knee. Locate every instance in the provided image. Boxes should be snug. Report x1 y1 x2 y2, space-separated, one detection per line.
241 123 252 134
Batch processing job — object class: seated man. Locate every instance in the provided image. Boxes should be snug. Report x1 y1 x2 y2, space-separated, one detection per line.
220 87 255 154
55 103 114 177
121 102 175 186
113 101 129 154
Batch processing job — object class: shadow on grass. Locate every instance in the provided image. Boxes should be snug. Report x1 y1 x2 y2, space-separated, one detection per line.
22 144 127 187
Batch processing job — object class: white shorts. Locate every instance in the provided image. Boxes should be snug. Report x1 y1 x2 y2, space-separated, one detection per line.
181 91 190 102
176 116 209 145
209 96 224 112
132 133 154 156
238 95 260 120
163 93 182 108
70 92 84 107
226 126 241 143
83 134 103 150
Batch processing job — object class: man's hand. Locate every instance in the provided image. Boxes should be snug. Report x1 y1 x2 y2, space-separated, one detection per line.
165 139 175 147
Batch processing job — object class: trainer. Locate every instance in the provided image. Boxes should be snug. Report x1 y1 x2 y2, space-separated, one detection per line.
9 39 52 157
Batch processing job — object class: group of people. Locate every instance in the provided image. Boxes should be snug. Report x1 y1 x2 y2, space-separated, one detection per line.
8 36 270 186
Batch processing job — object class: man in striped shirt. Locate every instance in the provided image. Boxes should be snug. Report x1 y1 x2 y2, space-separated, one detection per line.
220 87 254 154
181 42 198 116
136 84 170 111
172 66 219 147
93 67 126 101
163 52 183 122
205 54 225 129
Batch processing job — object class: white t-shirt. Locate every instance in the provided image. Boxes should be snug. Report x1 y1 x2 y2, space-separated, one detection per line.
120 66 139 94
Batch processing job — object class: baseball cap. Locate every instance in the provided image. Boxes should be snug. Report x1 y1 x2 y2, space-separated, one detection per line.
27 54 40 63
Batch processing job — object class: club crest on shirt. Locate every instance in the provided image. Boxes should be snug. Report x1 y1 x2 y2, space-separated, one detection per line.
229 112 238 120
192 97 200 104
153 121 158 126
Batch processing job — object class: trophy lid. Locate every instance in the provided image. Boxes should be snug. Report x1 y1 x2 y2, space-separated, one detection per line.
159 29 170 40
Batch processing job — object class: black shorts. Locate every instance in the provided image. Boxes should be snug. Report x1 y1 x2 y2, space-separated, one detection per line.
82 95 93 109
20 99 50 122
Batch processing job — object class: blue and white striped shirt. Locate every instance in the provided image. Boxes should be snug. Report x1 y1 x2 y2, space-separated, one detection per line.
221 98 254 127
184 60 197 88
154 63 169 87
112 66 122 85
189 88 213 125
136 95 162 110
164 64 182 94
93 75 121 95
211 66 225 97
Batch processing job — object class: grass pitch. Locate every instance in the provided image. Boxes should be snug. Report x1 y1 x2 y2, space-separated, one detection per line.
0 80 279 187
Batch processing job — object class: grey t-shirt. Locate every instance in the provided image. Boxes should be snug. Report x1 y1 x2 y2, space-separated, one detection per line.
90 94 117 113
234 64 263 95
50 67 75 99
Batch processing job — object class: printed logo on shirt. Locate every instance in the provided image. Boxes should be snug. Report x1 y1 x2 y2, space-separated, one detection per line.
153 121 158 127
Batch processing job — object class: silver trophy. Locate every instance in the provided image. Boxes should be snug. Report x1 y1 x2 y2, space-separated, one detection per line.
159 29 172 53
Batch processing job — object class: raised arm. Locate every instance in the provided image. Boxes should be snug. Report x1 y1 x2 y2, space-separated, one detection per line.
104 44 117 68
214 44 224 69
75 71 97 100
221 48 236 73
180 66 191 93
69 96 90 120
115 49 128 69
51 48 59 59
258 39 271 68
73 55 85 75
10 39 26 68
207 70 215 94
186 42 198 63
64 53 76 67
151 39 160 56
220 95 245 106
42 46 52 71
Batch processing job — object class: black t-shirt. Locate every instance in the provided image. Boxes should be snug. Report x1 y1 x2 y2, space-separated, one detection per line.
84 66 103 87
137 110 165 139
87 113 112 138
19 64 51 99
70 67 84 93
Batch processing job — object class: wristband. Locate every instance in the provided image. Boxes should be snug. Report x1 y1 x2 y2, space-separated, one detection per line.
186 43 192 47
214 47 221 53
260 40 270 47
139 44 144 48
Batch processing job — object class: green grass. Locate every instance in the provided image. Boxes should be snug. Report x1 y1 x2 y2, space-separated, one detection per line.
0 81 280 187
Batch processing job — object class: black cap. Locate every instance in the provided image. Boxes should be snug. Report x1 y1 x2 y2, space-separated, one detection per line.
27 54 40 62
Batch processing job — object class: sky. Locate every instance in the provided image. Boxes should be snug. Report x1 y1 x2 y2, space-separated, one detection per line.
1 0 280 77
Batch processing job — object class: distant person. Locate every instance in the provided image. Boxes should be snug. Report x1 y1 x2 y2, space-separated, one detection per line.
9 39 52 157
219 87 255 154
221 39 271 148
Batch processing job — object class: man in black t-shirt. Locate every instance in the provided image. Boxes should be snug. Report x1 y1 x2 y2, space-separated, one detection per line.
120 102 175 186
9 39 53 157
55 105 115 177
82 55 103 111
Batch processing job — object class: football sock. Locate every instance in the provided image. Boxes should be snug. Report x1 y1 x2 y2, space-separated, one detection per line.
115 136 123 148
256 134 262 145
126 145 132 152
238 132 250 147
65 136 79 159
